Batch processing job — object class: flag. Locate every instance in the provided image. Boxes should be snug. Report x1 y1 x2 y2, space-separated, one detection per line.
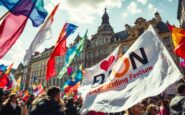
0 74 9 88
0 64 7 72
5 63 13 75
33 84 44 97
0 63 14 89
65 82 80 97
168 24 185 60
62 69 83 93
23 4 60 64
56 23 78 43
67 67 73 76
32 74 37 84
46 23 78 80
0 0 47 59
0 0 48 27
7 73 17 90
179 58 185 67
58 31 88 79
79 25 182 113
11 76 22 93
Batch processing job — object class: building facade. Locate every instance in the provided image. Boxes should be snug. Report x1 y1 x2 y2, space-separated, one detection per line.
16 9 176 89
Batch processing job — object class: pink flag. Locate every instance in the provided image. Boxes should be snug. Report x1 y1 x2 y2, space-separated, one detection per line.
0 13 28 59
67 67 73 76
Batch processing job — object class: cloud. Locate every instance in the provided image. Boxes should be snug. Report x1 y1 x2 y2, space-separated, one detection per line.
0 39 25 68
148 4 158 13
122 12 128 17
45 3 55 13
127 2 142 14
48 0 122 24
136 0 148 5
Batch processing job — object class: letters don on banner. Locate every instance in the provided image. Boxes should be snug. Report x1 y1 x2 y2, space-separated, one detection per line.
78 25 183 113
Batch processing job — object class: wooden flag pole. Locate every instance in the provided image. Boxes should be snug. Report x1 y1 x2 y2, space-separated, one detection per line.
0 11 9 21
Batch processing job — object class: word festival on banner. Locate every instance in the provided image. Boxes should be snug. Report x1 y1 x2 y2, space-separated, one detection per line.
90 47 153 94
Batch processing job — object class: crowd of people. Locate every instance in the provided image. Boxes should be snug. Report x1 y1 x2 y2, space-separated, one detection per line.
0 83 185 115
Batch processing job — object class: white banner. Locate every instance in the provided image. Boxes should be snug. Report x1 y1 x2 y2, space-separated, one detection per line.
79 25 183 113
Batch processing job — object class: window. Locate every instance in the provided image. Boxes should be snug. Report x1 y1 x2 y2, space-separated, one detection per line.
99 39 101 45
53 79 56 86
96 40 98 46
99 50 102 55
104 38 106 43
114 37 117 41
95 50 99 57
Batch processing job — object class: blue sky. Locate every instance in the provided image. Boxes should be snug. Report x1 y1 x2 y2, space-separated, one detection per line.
0 0 180 68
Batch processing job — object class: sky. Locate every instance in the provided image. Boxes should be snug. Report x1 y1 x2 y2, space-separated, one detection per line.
0 0 180 68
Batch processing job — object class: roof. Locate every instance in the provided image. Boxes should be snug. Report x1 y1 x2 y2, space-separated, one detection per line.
155 21 170 33
114 30 129 40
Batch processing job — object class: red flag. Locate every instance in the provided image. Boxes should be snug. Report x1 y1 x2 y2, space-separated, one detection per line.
0 74 9 88
168 25 185 60
0 13 28 59
46 23 77 80
46 39 67 80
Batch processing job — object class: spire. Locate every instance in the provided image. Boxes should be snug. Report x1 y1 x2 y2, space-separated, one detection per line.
102 7 109 24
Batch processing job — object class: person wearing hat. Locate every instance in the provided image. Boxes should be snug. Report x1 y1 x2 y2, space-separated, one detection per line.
30 86 65 115
0 93 21 115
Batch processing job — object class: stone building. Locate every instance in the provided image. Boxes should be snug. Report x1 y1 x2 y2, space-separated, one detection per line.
84 9 174 68
16 8 175 88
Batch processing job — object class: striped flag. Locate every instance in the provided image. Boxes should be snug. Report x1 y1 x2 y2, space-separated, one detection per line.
58 31 88 79
168 24 185 60
33 84 44 97
0 0 48 59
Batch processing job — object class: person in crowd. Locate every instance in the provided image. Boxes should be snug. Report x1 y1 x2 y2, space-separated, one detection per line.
0 93 21 115
124 103 145 115
170 83 185 114
0 88 5 112
30 86 65 115
65 97 78 115
158 99 170 115
18 99 28 115
25 94 35 112
144 104 159 115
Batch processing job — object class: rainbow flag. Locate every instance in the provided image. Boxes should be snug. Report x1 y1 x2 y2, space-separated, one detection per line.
0 0 47 59
168 24 185 60
0 0 48 27
62 69 82 93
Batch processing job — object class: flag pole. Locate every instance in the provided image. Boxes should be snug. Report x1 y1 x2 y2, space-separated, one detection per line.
0 11 9 21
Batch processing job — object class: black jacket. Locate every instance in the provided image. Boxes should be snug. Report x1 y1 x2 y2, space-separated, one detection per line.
170 95 185 115
30 98 65 115
0 103 21 115
65 102 77 115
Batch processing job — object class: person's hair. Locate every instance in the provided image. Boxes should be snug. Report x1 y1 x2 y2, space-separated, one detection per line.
3 93 17 105
146 104 157 113
47 86 60 99
176 83 185 94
